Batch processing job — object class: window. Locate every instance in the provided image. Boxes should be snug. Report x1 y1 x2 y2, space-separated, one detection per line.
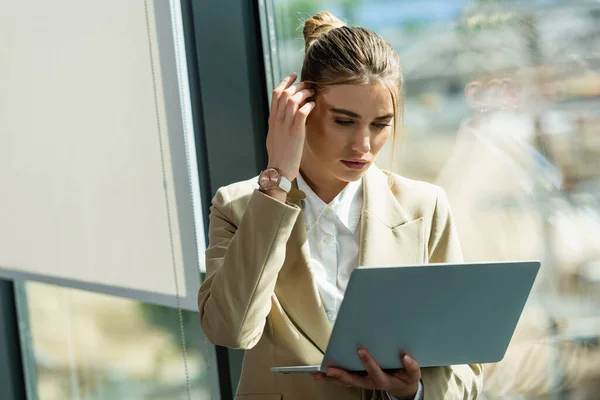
0 0 225 398
18 282 216 399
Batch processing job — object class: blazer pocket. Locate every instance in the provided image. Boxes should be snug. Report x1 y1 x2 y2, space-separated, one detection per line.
234 394 282 400
391 217 426 265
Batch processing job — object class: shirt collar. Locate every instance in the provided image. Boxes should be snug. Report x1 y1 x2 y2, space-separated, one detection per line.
296 172 363 234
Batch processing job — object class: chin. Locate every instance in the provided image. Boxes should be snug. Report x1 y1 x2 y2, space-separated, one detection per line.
335 166 369 182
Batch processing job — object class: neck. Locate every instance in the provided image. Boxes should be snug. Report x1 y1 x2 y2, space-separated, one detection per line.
299 164 348 204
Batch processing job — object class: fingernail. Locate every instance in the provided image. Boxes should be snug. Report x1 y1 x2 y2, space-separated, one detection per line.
404 354 413 365
326 372 335 377
358 349 367 358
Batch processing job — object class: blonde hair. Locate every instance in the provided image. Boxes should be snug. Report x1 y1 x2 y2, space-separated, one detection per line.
301 11 404 163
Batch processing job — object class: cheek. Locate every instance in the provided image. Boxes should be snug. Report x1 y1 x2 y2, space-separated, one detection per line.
307 128 337 157
371 131 391 154
306 120 341 155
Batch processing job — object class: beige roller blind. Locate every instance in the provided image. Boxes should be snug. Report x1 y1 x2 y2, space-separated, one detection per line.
0 0 204 310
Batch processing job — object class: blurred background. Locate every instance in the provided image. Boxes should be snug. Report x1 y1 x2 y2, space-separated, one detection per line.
1 0 599 399
267 0 600 398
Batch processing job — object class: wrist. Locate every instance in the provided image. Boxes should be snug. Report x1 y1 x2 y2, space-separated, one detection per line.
388 383 419 399
258 167 293 195
266 164 296 182
258 187 288 203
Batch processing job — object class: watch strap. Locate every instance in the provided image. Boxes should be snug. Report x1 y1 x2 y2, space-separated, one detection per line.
278 175 292 193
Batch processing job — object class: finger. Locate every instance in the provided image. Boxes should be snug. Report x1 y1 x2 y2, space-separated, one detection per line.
285 81 310 95
283 88 314 123
277 82 311 121
326 368 368 389
358 348 388 387
293 101 316 128
274 73 297 92
320 376 349 387
398 354 421 383
270 73 297 118
391 369 416 385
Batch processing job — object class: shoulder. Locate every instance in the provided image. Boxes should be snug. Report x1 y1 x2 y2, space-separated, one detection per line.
383 169 440 196
379 169 448 215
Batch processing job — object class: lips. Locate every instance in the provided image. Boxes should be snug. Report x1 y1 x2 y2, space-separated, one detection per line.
341 160 368 170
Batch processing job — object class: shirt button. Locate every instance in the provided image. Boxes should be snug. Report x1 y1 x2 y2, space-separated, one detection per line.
324 235 334 245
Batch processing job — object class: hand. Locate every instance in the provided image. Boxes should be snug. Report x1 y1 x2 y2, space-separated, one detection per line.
266 73 315 182
314 349 421 399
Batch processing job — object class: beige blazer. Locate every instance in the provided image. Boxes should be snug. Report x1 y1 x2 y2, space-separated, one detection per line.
198 166 483 400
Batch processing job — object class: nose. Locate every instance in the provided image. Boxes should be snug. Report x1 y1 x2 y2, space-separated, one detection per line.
351 127 370 154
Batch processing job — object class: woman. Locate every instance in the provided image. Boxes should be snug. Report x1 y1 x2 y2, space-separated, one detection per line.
198 11 483 400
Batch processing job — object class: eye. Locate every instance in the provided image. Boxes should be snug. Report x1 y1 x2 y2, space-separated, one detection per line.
372 123 391 128
335 119 354 126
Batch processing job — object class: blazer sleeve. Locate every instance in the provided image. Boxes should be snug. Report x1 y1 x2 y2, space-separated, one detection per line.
420 188 484 399
198 187 300 350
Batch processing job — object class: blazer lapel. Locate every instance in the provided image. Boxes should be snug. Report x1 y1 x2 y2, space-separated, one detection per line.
273 167 426 356
359 166 426 267
274 181 332 354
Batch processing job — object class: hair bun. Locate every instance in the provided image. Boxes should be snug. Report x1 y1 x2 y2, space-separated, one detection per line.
303 11 346 53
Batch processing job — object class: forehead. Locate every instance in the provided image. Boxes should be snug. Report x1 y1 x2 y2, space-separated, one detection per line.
319 82 394 117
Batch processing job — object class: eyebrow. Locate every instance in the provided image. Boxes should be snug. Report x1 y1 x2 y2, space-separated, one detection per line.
330 107 393 121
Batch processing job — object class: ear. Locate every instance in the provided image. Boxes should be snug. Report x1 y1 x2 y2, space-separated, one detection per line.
306 82 321 102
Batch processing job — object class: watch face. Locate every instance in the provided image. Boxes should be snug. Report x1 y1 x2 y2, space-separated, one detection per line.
259 168 279 190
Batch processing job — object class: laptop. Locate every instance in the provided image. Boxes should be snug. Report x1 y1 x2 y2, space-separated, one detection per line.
271 260 540 374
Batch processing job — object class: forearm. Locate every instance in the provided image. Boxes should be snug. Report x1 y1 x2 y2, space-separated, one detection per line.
199 189 300 349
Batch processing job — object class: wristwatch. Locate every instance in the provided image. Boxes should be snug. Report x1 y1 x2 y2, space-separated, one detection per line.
257 167 292 193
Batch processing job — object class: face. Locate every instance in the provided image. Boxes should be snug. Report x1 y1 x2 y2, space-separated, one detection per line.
303 81 395 184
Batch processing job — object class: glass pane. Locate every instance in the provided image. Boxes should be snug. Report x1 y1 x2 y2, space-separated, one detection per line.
268 0 600 398
22 281 216 400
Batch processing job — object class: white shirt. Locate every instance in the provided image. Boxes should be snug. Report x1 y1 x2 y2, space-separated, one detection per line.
296 172 423 400
296 172 362 325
